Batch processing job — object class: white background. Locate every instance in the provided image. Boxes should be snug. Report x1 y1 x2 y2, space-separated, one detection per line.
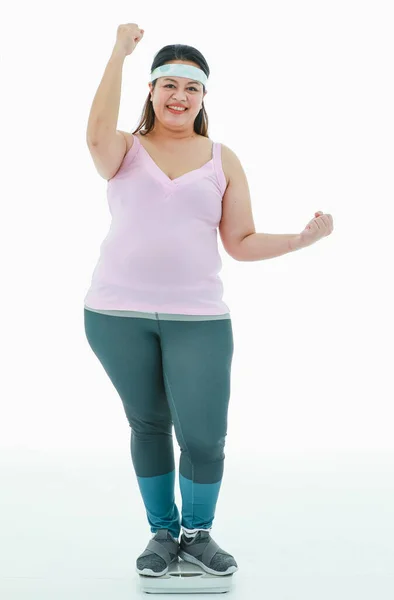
1 1 393 598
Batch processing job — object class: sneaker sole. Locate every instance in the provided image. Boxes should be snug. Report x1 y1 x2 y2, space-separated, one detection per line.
178 549 238 576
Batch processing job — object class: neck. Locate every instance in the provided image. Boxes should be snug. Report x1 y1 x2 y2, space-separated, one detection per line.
149 123 197 142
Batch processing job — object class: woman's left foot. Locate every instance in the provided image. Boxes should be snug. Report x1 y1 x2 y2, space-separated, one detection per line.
178 530 238 576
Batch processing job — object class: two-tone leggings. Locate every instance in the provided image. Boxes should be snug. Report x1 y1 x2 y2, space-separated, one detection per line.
83 306 234 541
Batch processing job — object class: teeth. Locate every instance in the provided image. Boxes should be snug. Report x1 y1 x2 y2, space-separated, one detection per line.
168 106 186 111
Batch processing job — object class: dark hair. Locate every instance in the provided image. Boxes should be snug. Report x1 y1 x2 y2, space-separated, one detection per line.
131 44 210 138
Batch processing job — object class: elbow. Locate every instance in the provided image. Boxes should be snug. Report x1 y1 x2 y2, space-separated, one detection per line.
231 233 254 261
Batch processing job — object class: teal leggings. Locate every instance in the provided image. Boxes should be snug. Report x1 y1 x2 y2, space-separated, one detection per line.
84 307 234 541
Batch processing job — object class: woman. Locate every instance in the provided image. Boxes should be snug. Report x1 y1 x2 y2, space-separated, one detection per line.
84 24 334 578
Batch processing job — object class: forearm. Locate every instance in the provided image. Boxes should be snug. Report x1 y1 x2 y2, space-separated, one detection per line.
86 46 127 144
235 232 304 261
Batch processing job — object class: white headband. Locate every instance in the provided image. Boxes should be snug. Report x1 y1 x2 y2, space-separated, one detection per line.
150 63 208 87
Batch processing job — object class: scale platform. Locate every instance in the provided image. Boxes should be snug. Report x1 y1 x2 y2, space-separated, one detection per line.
138 557 235 594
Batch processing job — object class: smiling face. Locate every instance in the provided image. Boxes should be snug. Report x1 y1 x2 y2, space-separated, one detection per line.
148 60 207 135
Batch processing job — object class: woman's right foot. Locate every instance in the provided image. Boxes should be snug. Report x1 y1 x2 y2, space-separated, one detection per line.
136 529 180 577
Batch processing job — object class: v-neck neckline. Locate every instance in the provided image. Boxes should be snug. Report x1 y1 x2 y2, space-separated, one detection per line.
134 134 214 185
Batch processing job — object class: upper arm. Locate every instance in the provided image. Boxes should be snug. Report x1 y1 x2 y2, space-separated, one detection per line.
87 130 131 181
219 145 256 260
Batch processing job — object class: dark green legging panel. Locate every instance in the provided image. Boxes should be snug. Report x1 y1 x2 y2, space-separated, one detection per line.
84 307 234 539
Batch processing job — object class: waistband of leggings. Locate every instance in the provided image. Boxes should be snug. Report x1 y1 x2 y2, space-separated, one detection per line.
84 305 231 321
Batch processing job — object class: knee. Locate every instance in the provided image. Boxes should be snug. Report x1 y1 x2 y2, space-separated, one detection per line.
186 435 226 464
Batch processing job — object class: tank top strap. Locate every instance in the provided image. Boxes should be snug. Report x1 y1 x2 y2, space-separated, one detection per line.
120 132 141 168
212 142 227 196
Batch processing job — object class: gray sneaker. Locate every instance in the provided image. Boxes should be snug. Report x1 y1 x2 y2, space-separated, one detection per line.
136 529 180 577
178 530 238 576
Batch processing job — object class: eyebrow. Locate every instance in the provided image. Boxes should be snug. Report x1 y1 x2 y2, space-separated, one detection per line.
162 77 202 86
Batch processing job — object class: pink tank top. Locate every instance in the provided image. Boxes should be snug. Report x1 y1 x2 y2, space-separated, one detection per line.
84 133 231 315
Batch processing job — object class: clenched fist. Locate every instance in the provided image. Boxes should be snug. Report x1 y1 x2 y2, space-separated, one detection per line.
299 211 334 247
114 23 145 57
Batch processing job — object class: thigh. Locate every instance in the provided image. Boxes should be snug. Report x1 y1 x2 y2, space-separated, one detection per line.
84 308 172 430
159 318 234 449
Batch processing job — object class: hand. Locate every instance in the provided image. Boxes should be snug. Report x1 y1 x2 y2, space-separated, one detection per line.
299 211 334 248
114 23 144 57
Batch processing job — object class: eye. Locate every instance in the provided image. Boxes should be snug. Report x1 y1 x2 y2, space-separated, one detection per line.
164 84 198 92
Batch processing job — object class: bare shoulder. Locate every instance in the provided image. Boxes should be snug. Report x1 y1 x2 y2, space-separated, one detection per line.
118 130 135 152
220 143 241 166
220 143 245 188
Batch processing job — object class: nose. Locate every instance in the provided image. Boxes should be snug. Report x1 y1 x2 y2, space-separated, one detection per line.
170 92 187 103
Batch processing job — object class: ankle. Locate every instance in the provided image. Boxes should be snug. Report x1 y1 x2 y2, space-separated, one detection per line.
182 526 212 539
